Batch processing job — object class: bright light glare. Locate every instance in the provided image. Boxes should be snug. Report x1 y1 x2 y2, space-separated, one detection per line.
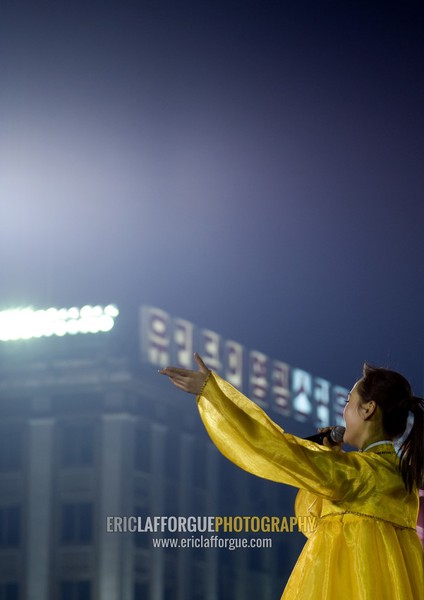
0 304 119 342
105 304 119 318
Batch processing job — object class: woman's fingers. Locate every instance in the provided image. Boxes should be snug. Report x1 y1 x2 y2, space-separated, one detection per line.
318 426 343 451
159 354 211 379
163 373 191 391
160 372 188 385
323 437 342 451
170 379 189 391
159 366 190 377
159 354 210 395
160 354 210 377
194 352 210 374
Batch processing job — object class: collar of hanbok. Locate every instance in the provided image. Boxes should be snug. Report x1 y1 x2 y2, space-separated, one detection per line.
362 440 394 452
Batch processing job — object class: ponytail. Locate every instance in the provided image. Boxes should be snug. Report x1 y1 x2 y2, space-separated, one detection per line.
399 396 424 493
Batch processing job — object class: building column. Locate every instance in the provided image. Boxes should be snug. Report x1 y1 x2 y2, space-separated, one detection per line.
205 441 219 600
26 417 54 600
177 433 194 600
149 423 166 600
233 473 249 599
98 413 133 600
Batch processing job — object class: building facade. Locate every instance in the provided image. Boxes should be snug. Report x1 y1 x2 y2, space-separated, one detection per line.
0 327 305 600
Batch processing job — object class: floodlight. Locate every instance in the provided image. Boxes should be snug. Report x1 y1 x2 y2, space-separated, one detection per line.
105 305 119 318
0 304 119 342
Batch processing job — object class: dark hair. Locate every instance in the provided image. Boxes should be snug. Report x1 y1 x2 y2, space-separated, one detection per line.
358 363 424 493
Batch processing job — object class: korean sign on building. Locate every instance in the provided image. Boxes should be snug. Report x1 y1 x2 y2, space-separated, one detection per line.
140 305 349 428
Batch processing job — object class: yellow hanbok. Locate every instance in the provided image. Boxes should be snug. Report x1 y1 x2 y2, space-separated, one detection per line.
197 373 424 600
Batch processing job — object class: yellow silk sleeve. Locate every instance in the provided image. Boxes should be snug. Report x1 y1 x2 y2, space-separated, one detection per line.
196 372 374 501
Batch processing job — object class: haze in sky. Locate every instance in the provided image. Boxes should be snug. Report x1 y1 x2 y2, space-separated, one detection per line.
1 0 423 390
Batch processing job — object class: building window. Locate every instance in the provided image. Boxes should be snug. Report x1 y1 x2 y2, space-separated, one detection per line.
60 581 91 600
0 506 20 547
163 482 179 515
192 438 207 489
191 563 206 600
133 506 149 549
133 581 149 599
61 423 94 467
0 582 19 600
164 429 180 481
218 460 239 509
134 422 151 472
61 503 93 544
247 544 267 572
0 425 22 472
218 564 235 600
164 559 178 600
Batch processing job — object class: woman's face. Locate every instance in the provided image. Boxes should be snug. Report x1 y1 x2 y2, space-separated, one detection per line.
343 380 367 447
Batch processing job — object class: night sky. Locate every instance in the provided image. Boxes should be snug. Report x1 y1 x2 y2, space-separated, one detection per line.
1 0 424 393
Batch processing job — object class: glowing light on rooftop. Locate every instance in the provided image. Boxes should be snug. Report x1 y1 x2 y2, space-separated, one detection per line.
0 304 119 342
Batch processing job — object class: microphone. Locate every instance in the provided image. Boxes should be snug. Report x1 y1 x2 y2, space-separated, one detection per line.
305 426 345 445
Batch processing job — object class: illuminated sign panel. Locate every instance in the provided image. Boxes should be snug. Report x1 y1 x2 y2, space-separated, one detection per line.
172 318 194 368
224 340 243 389
249 351 269 408
314 378 331 429
140 305 349 426
271 360 291 417
199 329 222 373
291 369 313 423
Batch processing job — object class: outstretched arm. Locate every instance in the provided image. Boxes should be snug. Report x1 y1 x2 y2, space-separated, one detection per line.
160 354 371 500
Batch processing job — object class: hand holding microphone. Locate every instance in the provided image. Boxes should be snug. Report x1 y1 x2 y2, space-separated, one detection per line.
305 426 345 448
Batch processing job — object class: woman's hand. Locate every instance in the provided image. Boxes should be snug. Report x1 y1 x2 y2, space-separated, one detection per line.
319 427 343 452
159 353 211 395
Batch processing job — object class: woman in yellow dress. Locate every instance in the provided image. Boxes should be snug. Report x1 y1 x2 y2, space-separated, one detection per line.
160 354 424 599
